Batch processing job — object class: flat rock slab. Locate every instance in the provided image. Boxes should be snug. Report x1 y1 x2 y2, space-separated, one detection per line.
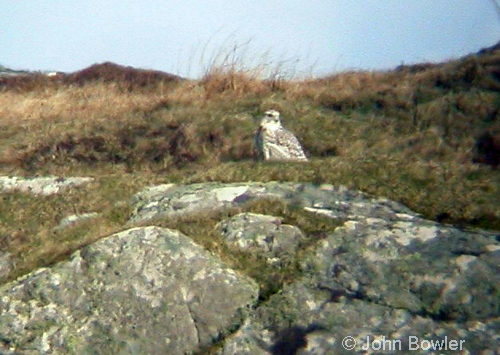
302 218 500 320
129 183 265 223
0 176 93 195
128 182 415 223
0 226 258 354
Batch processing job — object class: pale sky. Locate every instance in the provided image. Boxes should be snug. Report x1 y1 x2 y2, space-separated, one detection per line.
2 0 499 78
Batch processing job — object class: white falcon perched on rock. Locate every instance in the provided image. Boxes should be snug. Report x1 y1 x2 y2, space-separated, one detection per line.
255 109 308 161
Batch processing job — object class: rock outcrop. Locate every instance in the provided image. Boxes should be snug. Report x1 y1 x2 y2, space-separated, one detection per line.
0 180 499 354
128 182 414 224
219 218 500 354
0 176 93 195
0 227 258 354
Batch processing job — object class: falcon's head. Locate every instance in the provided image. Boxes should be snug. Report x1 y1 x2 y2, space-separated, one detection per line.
259 110 282 131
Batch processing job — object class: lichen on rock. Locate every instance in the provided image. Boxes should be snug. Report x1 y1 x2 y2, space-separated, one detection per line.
0 181 499 354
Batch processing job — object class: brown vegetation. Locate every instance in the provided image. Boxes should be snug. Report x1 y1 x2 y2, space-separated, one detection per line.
1 43 500 282
0 61 182 92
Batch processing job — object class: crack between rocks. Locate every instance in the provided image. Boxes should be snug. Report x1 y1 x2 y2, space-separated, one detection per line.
191 306 253 355
451 249 487 257
185 301 201 346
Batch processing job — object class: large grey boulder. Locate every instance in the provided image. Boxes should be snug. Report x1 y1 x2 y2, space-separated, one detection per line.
303 217 500 320
217 200 500 354
0 226 258 354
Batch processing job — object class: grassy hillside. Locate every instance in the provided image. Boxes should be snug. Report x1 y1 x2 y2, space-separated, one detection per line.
0 45 499 282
